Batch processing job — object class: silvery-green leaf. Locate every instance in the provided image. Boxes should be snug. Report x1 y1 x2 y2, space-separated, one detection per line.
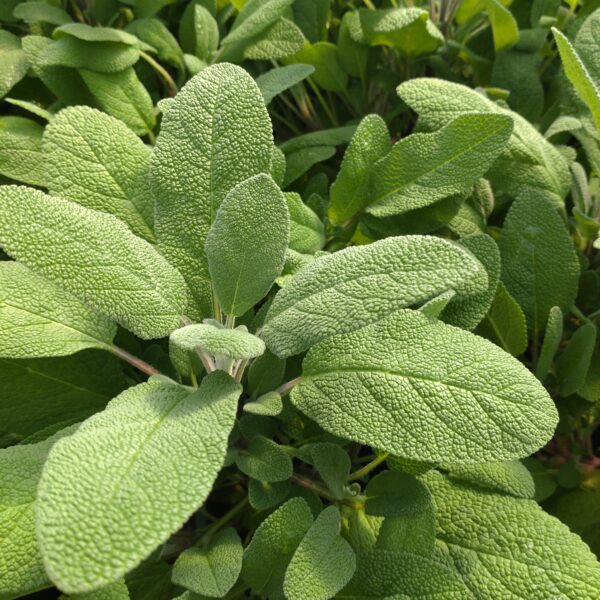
535 306 563 381
0 115 45 186
255 64 315 105
285 192 325 255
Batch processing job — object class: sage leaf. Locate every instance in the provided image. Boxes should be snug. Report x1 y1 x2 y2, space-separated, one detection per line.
255 64 315 105
242 497 314 597
263 235 488 357
205 173 290 317
0 261 116 358
288 42 348 92
0 425 77 599
556 322 597 396
44 106 154 241
364 471 431 518
37 373 242 593
366 114 513 218
424 471 600 598
285 192 325 254
499 191 579 332
310 443 351 501
244 392 283 416
535 306 563 381
13 1 72 25
283 506 356 600
0 186 187 339
292 309 557 463
329 114 391 225
236 435 293 482
243 17 304 60
248 479 291 510
0 115 45 186
151 64 273 318
172 528 243 597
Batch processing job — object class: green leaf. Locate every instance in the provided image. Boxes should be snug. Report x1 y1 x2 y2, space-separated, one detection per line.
329 114 391 225
292 0 329 43
13 1 72 25
358 7 444 55
0 261 116 358
248 479 290 510
247 349 286 397
283 506 356 600
236 435 293 482
37 373 242 593
366 114 513 219
179 2 218 58
0 425 78 599
498 191 579 332
477 282 528 356
126 18 184 69
553 28 600 134
556 322 597 396
80 68 156 136
364 471 431 517
0 33 28 99
280 125 357 153
424 471 600 598
292 309 557 463
0 351 125 445
255 64 315 105
271 145 286 185
243 17 305 60
67 581 130 600
151 64 273 319
206 174 290 317
287 42 347 92
445 460 535 499
263 235 488 357
244 392 283 416
397 78 571 204
337 12 368 79
0 186 187 339
0 115 45 186
310 443 350 500
419 289 456 318
375 501 436 555
170 323 265 359
44 106 154 241
282 145 336 187
442 234 501 331
172 528 243 597
285 192 325 254
482 0 519 51
535 305 563 381
53 23 141 45
242 497 314 597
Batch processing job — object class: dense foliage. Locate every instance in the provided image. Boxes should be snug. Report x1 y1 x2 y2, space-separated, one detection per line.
1 0 600 598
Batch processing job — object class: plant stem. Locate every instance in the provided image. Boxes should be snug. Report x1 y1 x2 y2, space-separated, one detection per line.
362 0 376 8
348 452 389 481
307 77 338 127
139 51 178 97
201 497 248 543
212 287 222 323
225 314 236 329
291 473 336 501
571 305 593 325
276 377 302 396
111 345 160 377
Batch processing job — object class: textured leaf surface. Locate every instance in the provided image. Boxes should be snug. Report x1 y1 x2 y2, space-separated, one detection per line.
255 64 314 104
499 191 579 332
0 425 77 599
44 106 154 241
37 373 242 593
263 235 488 357
311 443 350 500
367 114 512 218
556 322 597 396
170 323 265 359
285 192 325 254
364 471 431 517
397 78 570 204
0 115 45 186
242 497 313 598
535 306 563 381
0 351 125 445
292 310 557 463
284 506 356 600
172 528 242 597
236 435 293 482
243 17 304 60
425 472 600 599
13 1 72 25
151 64 273 318
329 114 391 225
0 261 116 358
206 173 289 316
0 186 187 339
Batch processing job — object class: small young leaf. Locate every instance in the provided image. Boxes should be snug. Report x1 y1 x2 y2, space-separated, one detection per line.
247 349 286 398
263 235 488 357
419 289 456 319
244 392 283 416
533 305 562 378
242 497 314 597
478 282 528 356
0 186 187 339
329 114 391 225
248 479 291 510
556 322 597 396
285 192 325 254
310 443 351 500
205 173 290 317
499 191 579 332
170 323 265 360
151 64 273 319
243 17 305 60
364 471 431 518
366 114 513 218
172 528 243 597
0 262 116 358
482 0 519 51
44 106 154 241
292 310 557 463
283 506 356 600
255 63 314 105
283 145 336 187
37 373 242 593
236 435 293 482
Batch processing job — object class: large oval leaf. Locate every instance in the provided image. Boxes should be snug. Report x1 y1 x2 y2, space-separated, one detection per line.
37 373 242 593
263 235 488 357
291 309 557 463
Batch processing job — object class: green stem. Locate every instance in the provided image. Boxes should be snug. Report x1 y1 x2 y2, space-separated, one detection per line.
201 497 248 543
348 453 389 481
571 305 593 325
276 377 302 396
140 51 178 97
111 345 160 377
291 473 336 502
307 77 338 127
